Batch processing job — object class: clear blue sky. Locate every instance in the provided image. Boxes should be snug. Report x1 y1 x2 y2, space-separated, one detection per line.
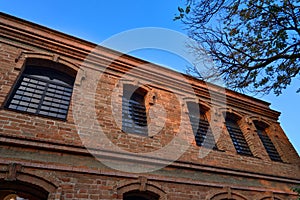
1 1 299 155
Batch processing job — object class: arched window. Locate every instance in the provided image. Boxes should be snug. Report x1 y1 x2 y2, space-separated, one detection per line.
254 121 282 162
0 180 49 200
122 84 148 136
260 197 282 200
225 113 252 156
6 63 75 120
187 102 216 148
123 190 159 200
207 190 249 200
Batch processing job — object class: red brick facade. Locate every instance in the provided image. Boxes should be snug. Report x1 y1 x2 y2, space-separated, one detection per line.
0 12 299 200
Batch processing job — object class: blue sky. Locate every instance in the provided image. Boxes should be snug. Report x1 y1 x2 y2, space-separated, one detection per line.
1 1 299 154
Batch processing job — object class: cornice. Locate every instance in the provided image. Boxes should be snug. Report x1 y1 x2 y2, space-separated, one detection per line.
0 158 297 196
0 134 299 184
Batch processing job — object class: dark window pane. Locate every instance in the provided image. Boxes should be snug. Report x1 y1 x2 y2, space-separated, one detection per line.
255 122 282 162
187 102 216 148
225 117 252 156
122 86 148 136
27 108 37 113
6 65 74 120
8 104 17 109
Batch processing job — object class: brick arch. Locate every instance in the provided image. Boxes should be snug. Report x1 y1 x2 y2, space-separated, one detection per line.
198 99 211 109
248 116 272 128
1 163 58 192
260 197 283 200
118 79 156 105
119 79 153 91
219 108 244 122
205 187 249 200
256 192 284 200
184 100 213 121
185 101 208 112
183 97 211 109
15 51 80 72
0 180 49 200
0 163 59 199
116 177 167 200
14 51 85 86
185 100 211 112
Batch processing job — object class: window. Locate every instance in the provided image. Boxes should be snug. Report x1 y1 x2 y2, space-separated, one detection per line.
254 121 282 162
225 114 252 156
6 65 74 120
187 102 216 148
123 190 159 200
3 194 28 200
122 85 148 136
0 180 48 200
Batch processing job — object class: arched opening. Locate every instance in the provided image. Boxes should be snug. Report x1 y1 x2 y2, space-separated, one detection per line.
0 180 49 200
207 191 249 200
253 120 282 162
122 84 148 136
186 102 217 149
25 58 77 78
6 58 76 120
123 190 160 200
224 112 253 156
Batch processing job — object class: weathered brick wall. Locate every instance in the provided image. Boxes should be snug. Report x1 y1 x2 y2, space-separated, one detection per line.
0 13 299 200
1 41 298 175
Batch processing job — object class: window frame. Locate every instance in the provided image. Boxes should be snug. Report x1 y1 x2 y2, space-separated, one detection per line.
225 114 253 156
187 102 217 148
122 85 148 136
254 121 282 162
5 65 75 121
123 190 160 200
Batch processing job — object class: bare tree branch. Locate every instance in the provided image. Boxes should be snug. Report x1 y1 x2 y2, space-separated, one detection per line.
178 0 300 95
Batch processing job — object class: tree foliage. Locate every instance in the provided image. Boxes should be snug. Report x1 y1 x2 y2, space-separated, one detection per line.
292 186 300 200
176 0 300 95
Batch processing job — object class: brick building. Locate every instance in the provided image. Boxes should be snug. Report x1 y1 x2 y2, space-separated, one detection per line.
0 12 299 200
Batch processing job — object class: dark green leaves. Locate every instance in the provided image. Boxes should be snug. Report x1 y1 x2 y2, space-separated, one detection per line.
292 186 300 200
178 6 184 13
174 5 191 20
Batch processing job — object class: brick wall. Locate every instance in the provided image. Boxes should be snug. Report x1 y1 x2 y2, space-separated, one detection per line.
0 12 299 200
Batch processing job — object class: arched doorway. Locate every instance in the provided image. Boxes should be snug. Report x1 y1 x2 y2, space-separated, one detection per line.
123 190 160 200
0 180 49 200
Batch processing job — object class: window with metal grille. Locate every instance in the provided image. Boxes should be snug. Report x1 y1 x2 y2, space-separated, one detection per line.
187 102 216 148
6 65 74 120
122 85 148 136
254 121 282 162
225 115 252 156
